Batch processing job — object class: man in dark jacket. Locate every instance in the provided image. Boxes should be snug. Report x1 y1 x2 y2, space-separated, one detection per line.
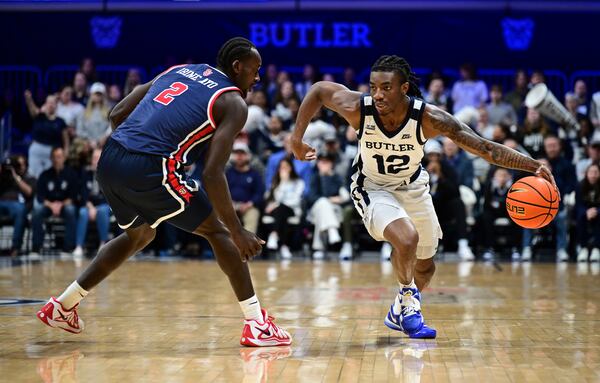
31 147 78 254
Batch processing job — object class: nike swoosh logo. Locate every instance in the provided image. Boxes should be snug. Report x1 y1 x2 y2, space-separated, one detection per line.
258 328 271 337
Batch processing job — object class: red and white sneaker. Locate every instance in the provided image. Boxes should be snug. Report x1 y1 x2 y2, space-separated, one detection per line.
36 297 85 334
240 308 292 347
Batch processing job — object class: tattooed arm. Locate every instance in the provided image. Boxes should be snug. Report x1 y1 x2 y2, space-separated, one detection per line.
421 104 558 190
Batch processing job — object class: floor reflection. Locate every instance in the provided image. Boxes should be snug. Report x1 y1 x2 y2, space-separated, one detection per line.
239 346 292 383
37 350 83 383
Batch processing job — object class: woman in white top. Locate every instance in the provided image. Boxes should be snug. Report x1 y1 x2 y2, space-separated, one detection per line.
76 82 111 148
264 157 305 259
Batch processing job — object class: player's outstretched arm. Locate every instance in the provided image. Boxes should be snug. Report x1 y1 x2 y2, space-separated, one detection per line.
109 82 152 130
291 81 361 161
422 104 558 191
203 92 265 261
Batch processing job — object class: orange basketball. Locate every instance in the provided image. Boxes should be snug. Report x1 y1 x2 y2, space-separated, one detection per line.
506 176 560 229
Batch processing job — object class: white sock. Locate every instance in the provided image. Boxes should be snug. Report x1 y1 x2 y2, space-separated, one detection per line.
239 294 263 322
393 279 417 315
458 239 469 248
57 281 88 310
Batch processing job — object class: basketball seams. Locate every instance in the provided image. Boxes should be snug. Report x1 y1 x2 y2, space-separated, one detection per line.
508 176 559 229
506 196 559 210
517 180 553 203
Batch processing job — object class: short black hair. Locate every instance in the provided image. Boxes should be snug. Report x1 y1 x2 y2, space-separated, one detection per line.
371 55 422 98
216 37 257 73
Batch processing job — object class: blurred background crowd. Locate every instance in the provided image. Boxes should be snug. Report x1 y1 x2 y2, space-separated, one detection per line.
0 58 599 263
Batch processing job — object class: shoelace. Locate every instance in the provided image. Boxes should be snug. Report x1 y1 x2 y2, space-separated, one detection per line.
401 293 421 317
60 308 79 328
265 315 289 339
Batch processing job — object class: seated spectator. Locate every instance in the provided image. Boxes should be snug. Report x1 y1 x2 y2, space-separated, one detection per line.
322 131 350 179
272 80 299 124
123 68 142 97
226 143 264 234
56 85 84 136
303 109 336 151
80 57 97 83
259 64 279 105
424 76 450 111
451 63 488 114
73 148 111 258
479 167 521 260
73 71 89 105
573 79 589 115
522 136 576 262
253 114 286 162
343 67 357 90
442 137 475 189
307 153 350 259
576 163 600 262
424 140 474 260
0 155 35 256
31 147 78 254
529 69 545 87
265 134 313 196
576 140 600 181
24 92 68 178
264 158 305 259
486 84 517 126
475 107 495 140
76 82 111 148
505 69 528 121
517 108 551 159
295 64 318 100
244 89 269 135
107 84 122 109
590 91 600 131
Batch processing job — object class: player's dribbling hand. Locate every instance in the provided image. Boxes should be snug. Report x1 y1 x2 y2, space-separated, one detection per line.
290 138 317 161
535 163 561 201
231 229 265 262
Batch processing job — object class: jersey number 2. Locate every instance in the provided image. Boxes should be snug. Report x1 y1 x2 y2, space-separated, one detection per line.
373 154 410 175
153 82 189 106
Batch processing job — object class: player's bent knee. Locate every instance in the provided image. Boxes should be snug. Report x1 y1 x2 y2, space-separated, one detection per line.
127 225 156 249
388 229 419 254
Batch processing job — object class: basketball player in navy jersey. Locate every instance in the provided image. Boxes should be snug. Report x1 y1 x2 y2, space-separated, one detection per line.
37 37 292 347
291 56 557 338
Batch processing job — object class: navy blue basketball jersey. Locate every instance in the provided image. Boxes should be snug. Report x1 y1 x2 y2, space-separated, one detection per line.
111 64 241 165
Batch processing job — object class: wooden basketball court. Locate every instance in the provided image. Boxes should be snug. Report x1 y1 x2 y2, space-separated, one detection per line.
1 257 599 382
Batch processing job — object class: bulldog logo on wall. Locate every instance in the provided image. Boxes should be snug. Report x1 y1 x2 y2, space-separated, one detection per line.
502 18 534 51
90 16 122 49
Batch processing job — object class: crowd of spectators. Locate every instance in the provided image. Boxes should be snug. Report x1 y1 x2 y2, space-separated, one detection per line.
1 59 599 263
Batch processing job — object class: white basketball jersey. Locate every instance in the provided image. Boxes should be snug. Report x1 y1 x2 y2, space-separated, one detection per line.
351 95 427 195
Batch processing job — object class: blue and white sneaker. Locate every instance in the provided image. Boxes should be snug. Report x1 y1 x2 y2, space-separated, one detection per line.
384 288 436 339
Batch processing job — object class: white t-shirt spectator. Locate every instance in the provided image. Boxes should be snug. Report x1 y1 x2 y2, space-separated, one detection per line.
304 119 336 151
451 80 488 114
57 101 84 128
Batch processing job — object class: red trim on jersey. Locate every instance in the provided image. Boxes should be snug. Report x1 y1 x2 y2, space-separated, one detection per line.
172 123 215 163
207 86 242 128
152 64 187 84
165 158 192 203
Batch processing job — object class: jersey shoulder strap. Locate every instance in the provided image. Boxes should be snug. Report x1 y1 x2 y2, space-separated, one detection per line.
358 94 376 140
411 98 427 145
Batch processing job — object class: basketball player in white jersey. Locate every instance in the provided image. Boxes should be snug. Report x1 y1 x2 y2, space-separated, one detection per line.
291 55 557 338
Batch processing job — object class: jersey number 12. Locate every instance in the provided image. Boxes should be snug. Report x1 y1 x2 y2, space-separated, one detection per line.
373 154 410 175
153 82 189 106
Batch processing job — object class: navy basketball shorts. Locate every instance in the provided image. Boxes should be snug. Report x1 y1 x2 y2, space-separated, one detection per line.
96 138 212 232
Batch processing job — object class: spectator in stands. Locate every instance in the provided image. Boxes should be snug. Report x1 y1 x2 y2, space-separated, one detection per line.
475 107 495 140
73 71 88 105
79 57 97 83
307 153 349 259
56 85 84 135
479 167 521 261
24 92 68 178
573 79 589 115
518 108 551 159
486 84 517 126
322 131 350 179
244 89 269 135
73 148 110 258
576 140 600 181
76 82 111 148
265 134 313 195
451 63 488 114
576 163 600 262
442 137 475 189
0 155 35 256
530 70 545 86
295 64 318 100
254 114 286 162
424 77 450 111
123 68 142 97
424 140 474 260
264 157 305 259
522 136 577 262
31 147 78 254
590 91 600 131
107 84 122 109
303 109 336 151
260 64 279 104
343 67 357 90
226 143 264 234
505 69 529 119
273 80 299 124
